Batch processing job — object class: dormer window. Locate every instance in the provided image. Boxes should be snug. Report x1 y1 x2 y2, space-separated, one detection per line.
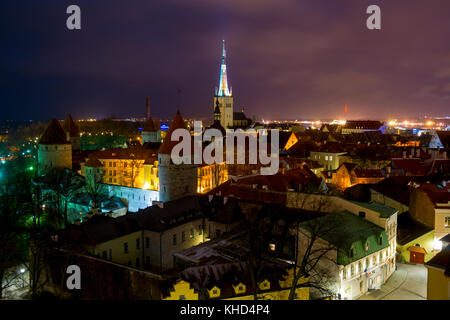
349 247 355 258
365 240 370 251
379 234 383 246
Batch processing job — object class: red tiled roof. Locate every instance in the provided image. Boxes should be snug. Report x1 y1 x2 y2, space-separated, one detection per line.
391 158 427 175
208 182 287 205
88 146 157 162
39 118 70 145
85 158 103 167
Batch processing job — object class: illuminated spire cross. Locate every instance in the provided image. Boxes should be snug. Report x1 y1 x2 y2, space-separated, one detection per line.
217 40 232 97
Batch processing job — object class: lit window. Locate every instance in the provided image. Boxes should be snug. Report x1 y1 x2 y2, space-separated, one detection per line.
269 243 276 251
445 216 450 228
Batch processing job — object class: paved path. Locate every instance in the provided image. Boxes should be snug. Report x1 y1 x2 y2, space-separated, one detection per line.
358 263 427 300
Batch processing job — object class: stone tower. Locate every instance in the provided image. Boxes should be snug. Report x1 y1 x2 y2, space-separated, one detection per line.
62 114 80 151
142 97 161 143
38 118 72 173
214 40 234 129
142 118 161 143
158 111 197 202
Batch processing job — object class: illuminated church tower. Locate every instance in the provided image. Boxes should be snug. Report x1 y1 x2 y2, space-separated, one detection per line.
214 40 234 129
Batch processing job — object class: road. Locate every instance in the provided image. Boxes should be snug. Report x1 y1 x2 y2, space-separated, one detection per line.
358 263 427 300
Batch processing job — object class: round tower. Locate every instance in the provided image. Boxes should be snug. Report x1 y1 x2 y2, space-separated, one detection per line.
38 118 72 173
62 114 80 151
158 111 197 202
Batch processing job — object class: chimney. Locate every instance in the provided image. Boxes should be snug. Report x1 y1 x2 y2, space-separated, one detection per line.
146 96 150 120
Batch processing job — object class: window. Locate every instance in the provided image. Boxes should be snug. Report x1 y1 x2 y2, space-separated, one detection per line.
182 231 186 242
128 261 132 266
146 256 150 266
124 162 127 168
445 216 450 228
109 178 112 183
216 229 221 238
198 225 202 235
146 237 150 248
269 243 276 251
102 251 107 259
109 249 112 260
109 162 112 167
179 295 186 300
113 162 116 167
190 228 194 239
173 234 177 245
136 258 140 268
325 156 328 161
359 211 366 218
124 242 128 254
365 240 370 251
113 170 116 176
349 247 354 258
124 171 127 176
379 235 383 245
212 289 218 295
136 238 141 249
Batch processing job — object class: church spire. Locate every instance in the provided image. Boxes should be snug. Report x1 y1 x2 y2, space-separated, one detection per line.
216 40 232 97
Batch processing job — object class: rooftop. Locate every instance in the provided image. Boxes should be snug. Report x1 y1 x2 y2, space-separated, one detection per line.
39 118 71 145
349 200 398 218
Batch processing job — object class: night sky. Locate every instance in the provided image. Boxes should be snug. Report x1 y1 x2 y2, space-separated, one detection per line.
1 0 450 121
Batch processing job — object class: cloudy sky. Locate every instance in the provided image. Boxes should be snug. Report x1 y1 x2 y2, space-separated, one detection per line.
1 0 450 121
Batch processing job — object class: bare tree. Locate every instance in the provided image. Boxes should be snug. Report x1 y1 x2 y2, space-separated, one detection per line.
0 172 32 298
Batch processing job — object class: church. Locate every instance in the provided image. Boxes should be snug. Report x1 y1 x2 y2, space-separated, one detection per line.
213 41 251 130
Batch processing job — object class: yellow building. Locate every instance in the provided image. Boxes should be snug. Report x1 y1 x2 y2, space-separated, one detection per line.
81 146 228 194
425 245 450 300
162 268 309 300
397 229 434 264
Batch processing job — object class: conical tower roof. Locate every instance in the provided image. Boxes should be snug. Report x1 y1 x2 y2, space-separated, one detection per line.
158 111 188 154
143 117 157 132
39 118 71 145
62 114 79 137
